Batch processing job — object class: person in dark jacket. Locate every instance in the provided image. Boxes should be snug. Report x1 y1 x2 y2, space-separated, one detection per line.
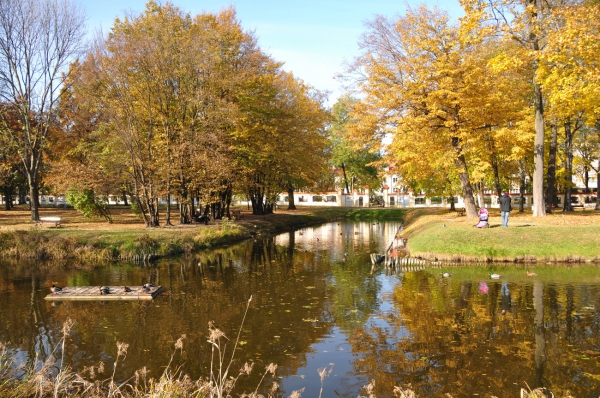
499 192 512 227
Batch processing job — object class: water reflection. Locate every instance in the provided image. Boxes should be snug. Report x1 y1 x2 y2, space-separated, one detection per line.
0 221 599 397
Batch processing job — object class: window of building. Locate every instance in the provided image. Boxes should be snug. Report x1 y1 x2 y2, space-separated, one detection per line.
312 195 323 202
431 196 442 204
415 197 426 205
298 196 307 202
326 195 337 202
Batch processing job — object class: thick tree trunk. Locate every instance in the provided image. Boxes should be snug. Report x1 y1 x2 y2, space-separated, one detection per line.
563 120 574 212
3 188 11 210
28 175 40 221
532 81 546 216
546 119 558 213
452 137 477 218
249 173 269 215
287 184 296 210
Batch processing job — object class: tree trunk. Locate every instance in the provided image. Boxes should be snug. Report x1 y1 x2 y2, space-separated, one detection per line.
452 137 477 218
546 118 558 213
3 188 10 210
475 181 484 209
533 281 546 389
341 163 350 194
563 119 574 212
287 183 296 210
519 160 527 213
28 174 40 221
491 154 502 198
225 186 232 216
121 189 129 206
532 81 546 217
597 172 600 211
18 182 26 204
178 192 190 224
596 119 600 210
164 193 173 226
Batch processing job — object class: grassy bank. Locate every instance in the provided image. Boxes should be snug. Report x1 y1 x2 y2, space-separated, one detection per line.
0 205 405 260
402 207 600 263
3 204 600 263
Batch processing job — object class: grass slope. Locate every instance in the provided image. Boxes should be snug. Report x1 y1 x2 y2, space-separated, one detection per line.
404 208 600 262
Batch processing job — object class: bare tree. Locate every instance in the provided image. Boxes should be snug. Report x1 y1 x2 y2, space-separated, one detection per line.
0 0 86 220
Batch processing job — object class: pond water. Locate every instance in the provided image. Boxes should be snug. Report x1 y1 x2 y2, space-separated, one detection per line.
1 220 599 397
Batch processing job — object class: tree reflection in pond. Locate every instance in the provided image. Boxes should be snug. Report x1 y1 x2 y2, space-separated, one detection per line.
0 221 599 397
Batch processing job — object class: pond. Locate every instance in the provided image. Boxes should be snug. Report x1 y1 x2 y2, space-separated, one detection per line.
0 220 599 397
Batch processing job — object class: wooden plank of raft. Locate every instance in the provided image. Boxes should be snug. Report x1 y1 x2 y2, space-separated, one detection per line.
44 286 163 301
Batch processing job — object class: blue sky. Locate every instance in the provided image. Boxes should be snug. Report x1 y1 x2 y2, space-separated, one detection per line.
80 0 463 104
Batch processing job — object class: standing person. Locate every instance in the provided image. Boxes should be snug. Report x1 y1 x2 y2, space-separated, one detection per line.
499 192 512 227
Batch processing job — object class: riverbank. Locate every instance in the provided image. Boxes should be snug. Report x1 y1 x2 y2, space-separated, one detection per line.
0 205 405 260
2 204 599 262
402 207 600 263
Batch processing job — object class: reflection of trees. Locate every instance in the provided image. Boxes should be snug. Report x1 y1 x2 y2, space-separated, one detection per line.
340 272 600 398
328 258 381 329
533 281 546 389
3 253 600 397
0 236 339 396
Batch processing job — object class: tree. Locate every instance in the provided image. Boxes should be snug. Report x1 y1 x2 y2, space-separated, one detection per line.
233 71 330 215
0 0 86 221
0 103 24 210
537 1 600 209
329 95 382 195
460 0 580 217
346 6 528 218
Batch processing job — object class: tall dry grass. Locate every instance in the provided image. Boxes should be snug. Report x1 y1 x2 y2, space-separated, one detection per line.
0 297 302 398
0 314 556 398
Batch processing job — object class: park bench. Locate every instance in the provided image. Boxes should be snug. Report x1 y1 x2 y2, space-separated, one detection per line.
231 210 244 220
36 217 62 228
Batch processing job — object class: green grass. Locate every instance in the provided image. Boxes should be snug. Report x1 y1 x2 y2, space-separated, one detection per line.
407 219 600 262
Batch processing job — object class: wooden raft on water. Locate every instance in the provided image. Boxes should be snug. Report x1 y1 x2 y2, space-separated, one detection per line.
44 286 163 301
